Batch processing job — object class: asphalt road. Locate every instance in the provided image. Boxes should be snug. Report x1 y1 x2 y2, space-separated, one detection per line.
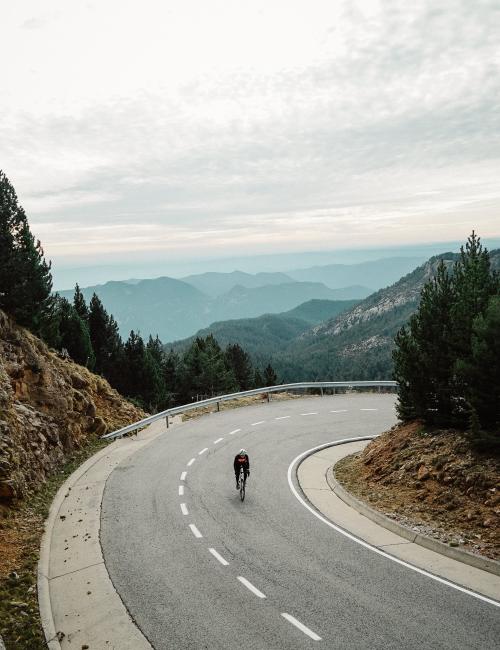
101 394 500 649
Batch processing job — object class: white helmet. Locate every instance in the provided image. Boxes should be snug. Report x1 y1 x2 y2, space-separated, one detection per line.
239 449 247 455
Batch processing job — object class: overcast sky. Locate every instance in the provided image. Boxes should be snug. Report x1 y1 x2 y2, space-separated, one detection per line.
2 1 500 284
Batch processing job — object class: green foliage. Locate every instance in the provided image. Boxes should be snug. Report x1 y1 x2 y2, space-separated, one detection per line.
88 293 122 377
0 170 52 332
393 232 500 441
459 296 500 437
225 343 254 391
263 363 277 387
73 283 89 322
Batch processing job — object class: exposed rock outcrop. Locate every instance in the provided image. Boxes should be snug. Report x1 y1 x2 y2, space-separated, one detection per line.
0 310 145 502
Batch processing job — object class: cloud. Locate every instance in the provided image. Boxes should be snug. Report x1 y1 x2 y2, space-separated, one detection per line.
1 0 499 269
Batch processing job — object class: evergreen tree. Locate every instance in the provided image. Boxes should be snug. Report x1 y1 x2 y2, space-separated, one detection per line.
254 368 263 388
225 343 254 391
394 261 456 424
459 296 500 434
263 363 278 387
73 283 89 322
0 171 52 331
57 297 95 367
163 348 179 405
88 293 122 377
393 232 500 433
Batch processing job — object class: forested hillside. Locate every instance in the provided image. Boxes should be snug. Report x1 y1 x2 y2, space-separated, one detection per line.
169 299 358 363
272 247 500 381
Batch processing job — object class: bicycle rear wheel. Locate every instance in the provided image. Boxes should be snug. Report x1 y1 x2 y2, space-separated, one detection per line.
239 469 245 501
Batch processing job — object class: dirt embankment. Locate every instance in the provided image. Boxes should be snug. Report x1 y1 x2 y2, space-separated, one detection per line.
0 310 145 505
335 422 500 560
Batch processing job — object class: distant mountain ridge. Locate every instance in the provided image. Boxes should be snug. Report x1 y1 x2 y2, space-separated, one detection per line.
287 256 426 289
180 270 294 296
59 274 368 341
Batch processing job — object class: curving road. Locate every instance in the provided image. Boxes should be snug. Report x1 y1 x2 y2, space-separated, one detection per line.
101 394 500 649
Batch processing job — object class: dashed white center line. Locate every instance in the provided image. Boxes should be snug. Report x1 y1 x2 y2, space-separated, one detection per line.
189 524 203 538
180 471 187 481
198 447 208 455
178 485 184 496
281 613 321 641
208 548 229 566
237 576 266 598
251 421 265 426
330 409 347 413
180 503 188 516
187 458 196 466
275 416 290 420
229 429 241 435
214 437 223 444
360 408 378 411
301 412 318 416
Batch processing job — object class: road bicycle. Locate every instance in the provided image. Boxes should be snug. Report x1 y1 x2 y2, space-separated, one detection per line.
239 466 247 501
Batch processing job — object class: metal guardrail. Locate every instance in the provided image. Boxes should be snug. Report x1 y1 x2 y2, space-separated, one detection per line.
102 381 397 441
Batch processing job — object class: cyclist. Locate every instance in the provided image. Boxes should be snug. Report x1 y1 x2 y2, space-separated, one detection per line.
234 449 250 489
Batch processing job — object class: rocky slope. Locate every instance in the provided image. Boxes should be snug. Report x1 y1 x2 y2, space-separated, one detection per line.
0 310 145 503
335 423 500 560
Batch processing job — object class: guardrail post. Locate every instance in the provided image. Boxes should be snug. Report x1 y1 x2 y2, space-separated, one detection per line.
320 387 324 396
217 401 220 412
166 415 169 428
267 392 271 402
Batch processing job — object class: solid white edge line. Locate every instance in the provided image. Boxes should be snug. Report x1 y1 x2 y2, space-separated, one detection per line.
301 412 318 416
237 576 266 598
178 485 184 496
198 447 208 455
251 421 265 426
287 437 500 609
275 416 290 420
214 437 223 444
189 524 203 538
180 503 188 515
330 410 347 413
187 458 195 466
360 408 378 411
229 429 241 435
180 471 187 481
281 613 321 641
209 548 229 566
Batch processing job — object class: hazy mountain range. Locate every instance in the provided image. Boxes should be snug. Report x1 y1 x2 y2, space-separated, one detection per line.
59 256 423 341
171 249 500 381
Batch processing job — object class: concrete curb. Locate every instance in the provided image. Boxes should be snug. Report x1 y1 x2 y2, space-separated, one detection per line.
37 440 124 650
325 442 500 577
36 416 181 650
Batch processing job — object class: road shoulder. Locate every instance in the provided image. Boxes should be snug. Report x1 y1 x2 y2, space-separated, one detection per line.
297 440 500 603
38 418 180 650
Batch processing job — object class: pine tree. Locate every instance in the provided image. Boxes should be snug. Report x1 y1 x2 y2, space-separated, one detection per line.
394 261 456 424
254 368 263 388
88 293 122 377
459 296 500 434
73 283 89 322
0 171 52 331
225 343 254 391
263 363 277 387
57 297 95 367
